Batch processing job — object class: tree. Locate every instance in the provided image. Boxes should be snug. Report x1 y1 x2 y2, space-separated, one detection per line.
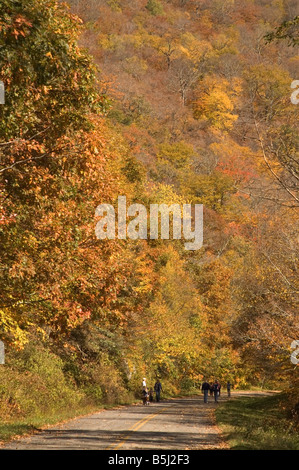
193 76 238 131
241 63 299 207
0 0 132 347
168 57 200 105
0 0 104 141
231 211 299 383
137 247 206 384
146 0 164 16
265 16 299 47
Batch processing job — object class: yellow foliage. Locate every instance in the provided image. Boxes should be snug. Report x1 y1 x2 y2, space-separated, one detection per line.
193 76 238 131
0 309 29 349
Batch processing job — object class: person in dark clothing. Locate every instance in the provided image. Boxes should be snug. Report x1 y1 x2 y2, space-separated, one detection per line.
201 380 210 403
142 388 149 405
213 380 220 403
154 380 162 402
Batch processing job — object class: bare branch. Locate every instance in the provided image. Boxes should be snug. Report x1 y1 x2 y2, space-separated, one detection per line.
254 120 299 206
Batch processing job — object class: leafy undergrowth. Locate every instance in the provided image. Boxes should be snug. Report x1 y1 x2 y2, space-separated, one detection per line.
216 393 299 450
0 345 137 443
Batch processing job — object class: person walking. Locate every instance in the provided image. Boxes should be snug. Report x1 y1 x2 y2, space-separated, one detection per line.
213 380 220 403
142 388 149 405
201 379 210 403
154 379 162 402
227 381 232 397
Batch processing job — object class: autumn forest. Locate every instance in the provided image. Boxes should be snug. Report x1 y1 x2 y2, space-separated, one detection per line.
0 0 298 432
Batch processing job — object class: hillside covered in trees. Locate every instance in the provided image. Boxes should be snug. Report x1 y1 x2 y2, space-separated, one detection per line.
0 0 298 427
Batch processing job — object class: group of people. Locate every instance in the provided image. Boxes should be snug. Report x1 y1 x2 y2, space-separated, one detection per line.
141 377 232 405
142 378 162 405
201 380 232 403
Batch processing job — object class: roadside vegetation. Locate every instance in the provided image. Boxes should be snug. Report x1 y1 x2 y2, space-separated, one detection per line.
216 393 299 450
0 343 137 442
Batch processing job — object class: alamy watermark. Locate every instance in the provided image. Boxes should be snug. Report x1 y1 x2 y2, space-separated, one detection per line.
291 340 299 365
0 341 4 365
291 80 299 105
0 81 5 104
95 196 203 251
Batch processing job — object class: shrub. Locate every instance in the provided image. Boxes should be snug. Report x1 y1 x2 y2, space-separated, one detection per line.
0 344 82 421
145 0 164 16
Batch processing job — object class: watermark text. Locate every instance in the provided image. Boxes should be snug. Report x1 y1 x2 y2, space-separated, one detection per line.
95 196 203 251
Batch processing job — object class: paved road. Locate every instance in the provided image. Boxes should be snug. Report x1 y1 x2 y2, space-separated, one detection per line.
2 391 276 451
2 396 229 450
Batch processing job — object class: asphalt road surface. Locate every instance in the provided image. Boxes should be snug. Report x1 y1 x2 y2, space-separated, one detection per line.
2 396 229 450
2 392 271 451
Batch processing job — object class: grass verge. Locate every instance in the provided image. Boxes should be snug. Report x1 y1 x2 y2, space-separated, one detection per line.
215 392 299 450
